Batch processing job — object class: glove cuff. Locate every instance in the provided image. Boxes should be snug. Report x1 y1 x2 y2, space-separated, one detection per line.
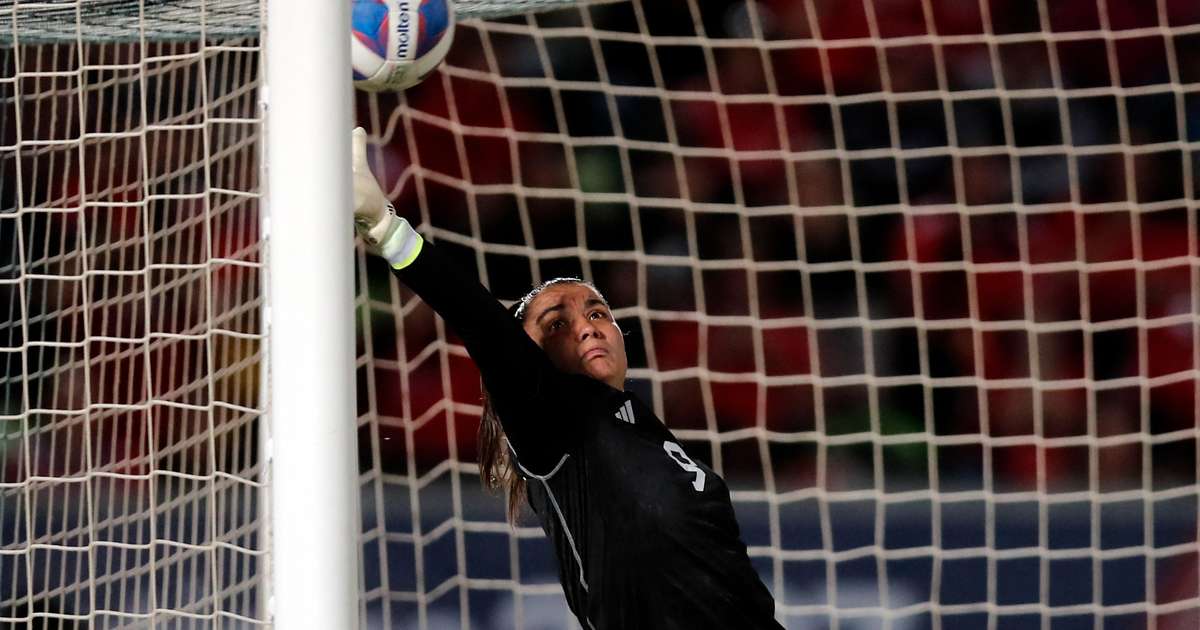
373 207 423 269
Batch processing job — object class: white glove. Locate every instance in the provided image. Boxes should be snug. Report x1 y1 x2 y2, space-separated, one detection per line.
352 127 423 269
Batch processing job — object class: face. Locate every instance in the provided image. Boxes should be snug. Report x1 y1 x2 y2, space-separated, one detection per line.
522 283 628 390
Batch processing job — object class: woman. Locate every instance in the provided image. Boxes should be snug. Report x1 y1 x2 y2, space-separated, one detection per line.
352 128 783 629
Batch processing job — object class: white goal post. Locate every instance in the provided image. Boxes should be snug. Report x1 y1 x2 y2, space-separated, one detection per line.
2 1 1199 630
264 0 358 628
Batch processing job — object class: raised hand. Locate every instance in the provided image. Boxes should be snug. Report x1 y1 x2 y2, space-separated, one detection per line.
350 127 422 268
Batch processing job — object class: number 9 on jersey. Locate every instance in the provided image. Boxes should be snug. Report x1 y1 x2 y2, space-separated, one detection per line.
663 441 706 492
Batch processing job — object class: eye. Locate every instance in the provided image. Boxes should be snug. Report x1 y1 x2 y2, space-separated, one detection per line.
546 319 566 332
589 309 607 321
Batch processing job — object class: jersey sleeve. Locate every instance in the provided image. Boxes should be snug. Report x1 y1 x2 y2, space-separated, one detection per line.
391 239 608 473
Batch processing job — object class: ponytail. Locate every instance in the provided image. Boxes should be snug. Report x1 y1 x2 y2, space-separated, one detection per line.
478 382 527 524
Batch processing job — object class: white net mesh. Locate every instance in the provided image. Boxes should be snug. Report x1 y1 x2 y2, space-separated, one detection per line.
353 1 1200 629
0 0 614 44
1 19 265 630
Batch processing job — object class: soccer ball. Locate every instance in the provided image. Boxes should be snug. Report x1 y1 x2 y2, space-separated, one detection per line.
350 0 455 92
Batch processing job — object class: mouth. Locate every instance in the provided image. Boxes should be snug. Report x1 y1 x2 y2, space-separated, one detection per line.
582 347 608 361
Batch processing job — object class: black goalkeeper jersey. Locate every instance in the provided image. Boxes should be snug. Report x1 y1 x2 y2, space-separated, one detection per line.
396 241 783 630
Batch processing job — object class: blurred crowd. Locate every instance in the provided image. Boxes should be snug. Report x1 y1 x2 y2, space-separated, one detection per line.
1 0 1196 527
357 0 1199 503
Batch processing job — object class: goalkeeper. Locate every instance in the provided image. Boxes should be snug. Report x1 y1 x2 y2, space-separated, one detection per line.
351 128 783 629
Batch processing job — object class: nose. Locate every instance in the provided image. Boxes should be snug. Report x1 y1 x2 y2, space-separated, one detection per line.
575 316 601 341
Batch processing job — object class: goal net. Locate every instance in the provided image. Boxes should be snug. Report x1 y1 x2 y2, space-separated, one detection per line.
353 1 1199 629
2 0 1198 629
1 0 269 626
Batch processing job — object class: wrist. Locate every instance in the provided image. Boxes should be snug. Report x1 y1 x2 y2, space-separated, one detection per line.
376 210 423 269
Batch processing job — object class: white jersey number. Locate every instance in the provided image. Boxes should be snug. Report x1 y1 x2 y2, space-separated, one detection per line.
663 441 706 492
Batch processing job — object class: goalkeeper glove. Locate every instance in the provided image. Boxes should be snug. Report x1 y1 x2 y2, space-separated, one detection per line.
352 126 423 269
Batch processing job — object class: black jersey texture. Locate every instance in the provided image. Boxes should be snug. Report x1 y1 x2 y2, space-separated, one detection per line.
395 241 784 630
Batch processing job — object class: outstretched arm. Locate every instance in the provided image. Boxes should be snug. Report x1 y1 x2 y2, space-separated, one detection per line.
351 128 598 472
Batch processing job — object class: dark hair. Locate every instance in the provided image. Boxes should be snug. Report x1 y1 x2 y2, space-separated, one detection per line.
478 277 605 524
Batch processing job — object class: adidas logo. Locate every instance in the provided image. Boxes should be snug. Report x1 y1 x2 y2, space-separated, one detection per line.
613 400 635 424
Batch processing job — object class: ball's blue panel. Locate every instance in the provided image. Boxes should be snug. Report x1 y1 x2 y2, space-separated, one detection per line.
416 0 450 58
351 0 389 58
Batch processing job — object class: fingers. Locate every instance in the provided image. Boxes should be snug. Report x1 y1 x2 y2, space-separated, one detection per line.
352 126 368 171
